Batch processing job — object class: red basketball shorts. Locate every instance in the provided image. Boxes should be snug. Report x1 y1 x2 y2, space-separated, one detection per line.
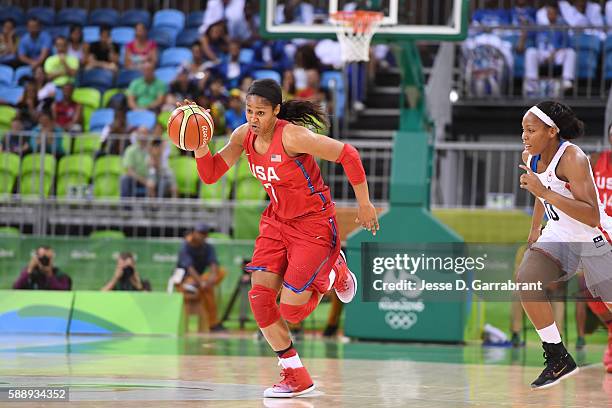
245 210 340 294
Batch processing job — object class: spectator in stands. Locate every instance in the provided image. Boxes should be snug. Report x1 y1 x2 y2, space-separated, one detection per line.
200 0 245 37
67 25 87 65
606 0 612 29
225 89 246 134
206 76 228 136
252 40 290 73
0 18 17 66
102 252 149 291
558 0 605 39
296 69 320 101
43 36 79 87
98 108 132 157
30 107 64 158
125 23 158 70
17 17 52 70
126 62 167 112
525 2 576 95
16 79 38 129
238 75 253 102
229 0 260 46
471 0 511 30
120 126 150 198
281 69 296 100
294 44 321 96
34 66 57 103
510 0 537 54
147 138 177 198
275 0 315 25
86 25 119 72
1 117 29 155
200 20 229 65
177 222 226 331
13 246 72 290
168 66 201 106
52 83 82 133
216 40 251 89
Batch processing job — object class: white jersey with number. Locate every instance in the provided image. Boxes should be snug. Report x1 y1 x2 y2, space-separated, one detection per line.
528 141 612 255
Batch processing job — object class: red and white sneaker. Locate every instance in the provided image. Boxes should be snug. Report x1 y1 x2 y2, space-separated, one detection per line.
263 367 315 398
332 250 357 303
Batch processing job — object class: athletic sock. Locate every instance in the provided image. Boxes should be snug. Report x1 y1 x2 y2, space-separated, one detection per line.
536 322 562 344
275 342 303 369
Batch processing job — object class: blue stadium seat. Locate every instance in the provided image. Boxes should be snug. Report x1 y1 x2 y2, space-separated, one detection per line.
321 71 345 119
120 9 151 28
111 26 135 45
155 67 178 84
153 9 185 31
239 48 255 64
186 11 204 28
175 28 200 48
0 64 13 86
48 25 70 41
14 65 31 85
253 69 282 83
160 47 192 67
573 34 601 79
89 8 119 27
83 26 100 43
89 108 115 132
149 27 176 49
56 8 87 26
78 68 114 92
0 6 25 26
127 110 156 130
26 7 55 26
117 69 142 88
0 86 23 105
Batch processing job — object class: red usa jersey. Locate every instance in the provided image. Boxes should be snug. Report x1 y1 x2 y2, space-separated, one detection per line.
594 150 612 216
242 119 334 219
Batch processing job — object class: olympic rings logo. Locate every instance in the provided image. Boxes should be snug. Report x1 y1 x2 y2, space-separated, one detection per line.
384 311 418 330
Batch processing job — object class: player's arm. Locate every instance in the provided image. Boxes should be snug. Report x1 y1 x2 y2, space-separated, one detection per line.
520 146 601 227
283 124 379 234
193 123 248 184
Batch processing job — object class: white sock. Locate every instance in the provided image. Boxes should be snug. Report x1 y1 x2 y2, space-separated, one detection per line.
280 353 303 369
536 322 562 344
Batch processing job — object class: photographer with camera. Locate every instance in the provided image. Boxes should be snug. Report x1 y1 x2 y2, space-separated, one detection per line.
13 246 72 290
102 252 149 291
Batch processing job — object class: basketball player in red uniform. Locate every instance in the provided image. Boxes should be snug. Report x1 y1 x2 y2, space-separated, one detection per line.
582 123 612 372
188 78 378 398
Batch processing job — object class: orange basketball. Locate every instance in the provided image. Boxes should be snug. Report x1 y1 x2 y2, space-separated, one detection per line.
167 105 215 151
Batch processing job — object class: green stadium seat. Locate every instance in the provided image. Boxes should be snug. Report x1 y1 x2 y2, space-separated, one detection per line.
102 88 123 107
158 110 171 129
208 232 231 240
234 156 252 180
210 138 227 154
169 156 198 196
200 176 233 201
73 87 102 133
61 134 72 154
0 105 17 130
56 154 94 197
90 229 125 239
233 203 265 239
93 174 120 199
73 133 102 156
0 152 19 195
21 153 56 177
235 176 267 201
93 155 123 178
0 226 20 236
19 173 54 197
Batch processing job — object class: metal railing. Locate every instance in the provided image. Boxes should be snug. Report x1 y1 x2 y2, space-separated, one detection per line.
431 141 607 208
0 131 392 237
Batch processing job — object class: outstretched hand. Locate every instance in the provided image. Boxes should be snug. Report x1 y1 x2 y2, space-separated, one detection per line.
519 164 547 198
355 202 379 236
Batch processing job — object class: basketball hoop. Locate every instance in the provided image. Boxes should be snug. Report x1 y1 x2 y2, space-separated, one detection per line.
330 10 384 63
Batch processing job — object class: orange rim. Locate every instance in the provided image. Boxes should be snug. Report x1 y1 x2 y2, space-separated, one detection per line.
330 10 383 34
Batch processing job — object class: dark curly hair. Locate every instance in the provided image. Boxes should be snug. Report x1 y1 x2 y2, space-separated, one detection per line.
536 101 584 140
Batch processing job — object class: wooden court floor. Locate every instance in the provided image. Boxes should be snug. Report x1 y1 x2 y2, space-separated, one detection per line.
1 333 611 407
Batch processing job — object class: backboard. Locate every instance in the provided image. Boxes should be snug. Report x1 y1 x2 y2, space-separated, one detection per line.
260 0 469 41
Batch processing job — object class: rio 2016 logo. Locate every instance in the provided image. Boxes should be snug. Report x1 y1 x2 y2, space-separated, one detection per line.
201 126 209 143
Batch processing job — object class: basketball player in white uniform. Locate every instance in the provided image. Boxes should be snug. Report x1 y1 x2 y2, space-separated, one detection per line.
518 101 612 390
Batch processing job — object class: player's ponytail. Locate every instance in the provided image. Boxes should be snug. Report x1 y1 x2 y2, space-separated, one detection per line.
247 78 329 131
536 101 584 140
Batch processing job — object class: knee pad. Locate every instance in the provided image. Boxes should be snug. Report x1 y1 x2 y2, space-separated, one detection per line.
588 300 610 316
249 284 280 329
280 291 319 324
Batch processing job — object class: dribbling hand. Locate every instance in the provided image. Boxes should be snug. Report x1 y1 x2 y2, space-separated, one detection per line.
356 202 379 236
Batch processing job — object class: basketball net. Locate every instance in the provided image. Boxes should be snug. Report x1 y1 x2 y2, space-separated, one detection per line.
330 10 384 63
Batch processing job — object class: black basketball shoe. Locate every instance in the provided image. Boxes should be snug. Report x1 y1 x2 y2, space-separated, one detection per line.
531 342 579 390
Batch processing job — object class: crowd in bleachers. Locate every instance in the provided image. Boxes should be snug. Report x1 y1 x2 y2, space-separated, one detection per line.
464 0 612 98
0 1 352 201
